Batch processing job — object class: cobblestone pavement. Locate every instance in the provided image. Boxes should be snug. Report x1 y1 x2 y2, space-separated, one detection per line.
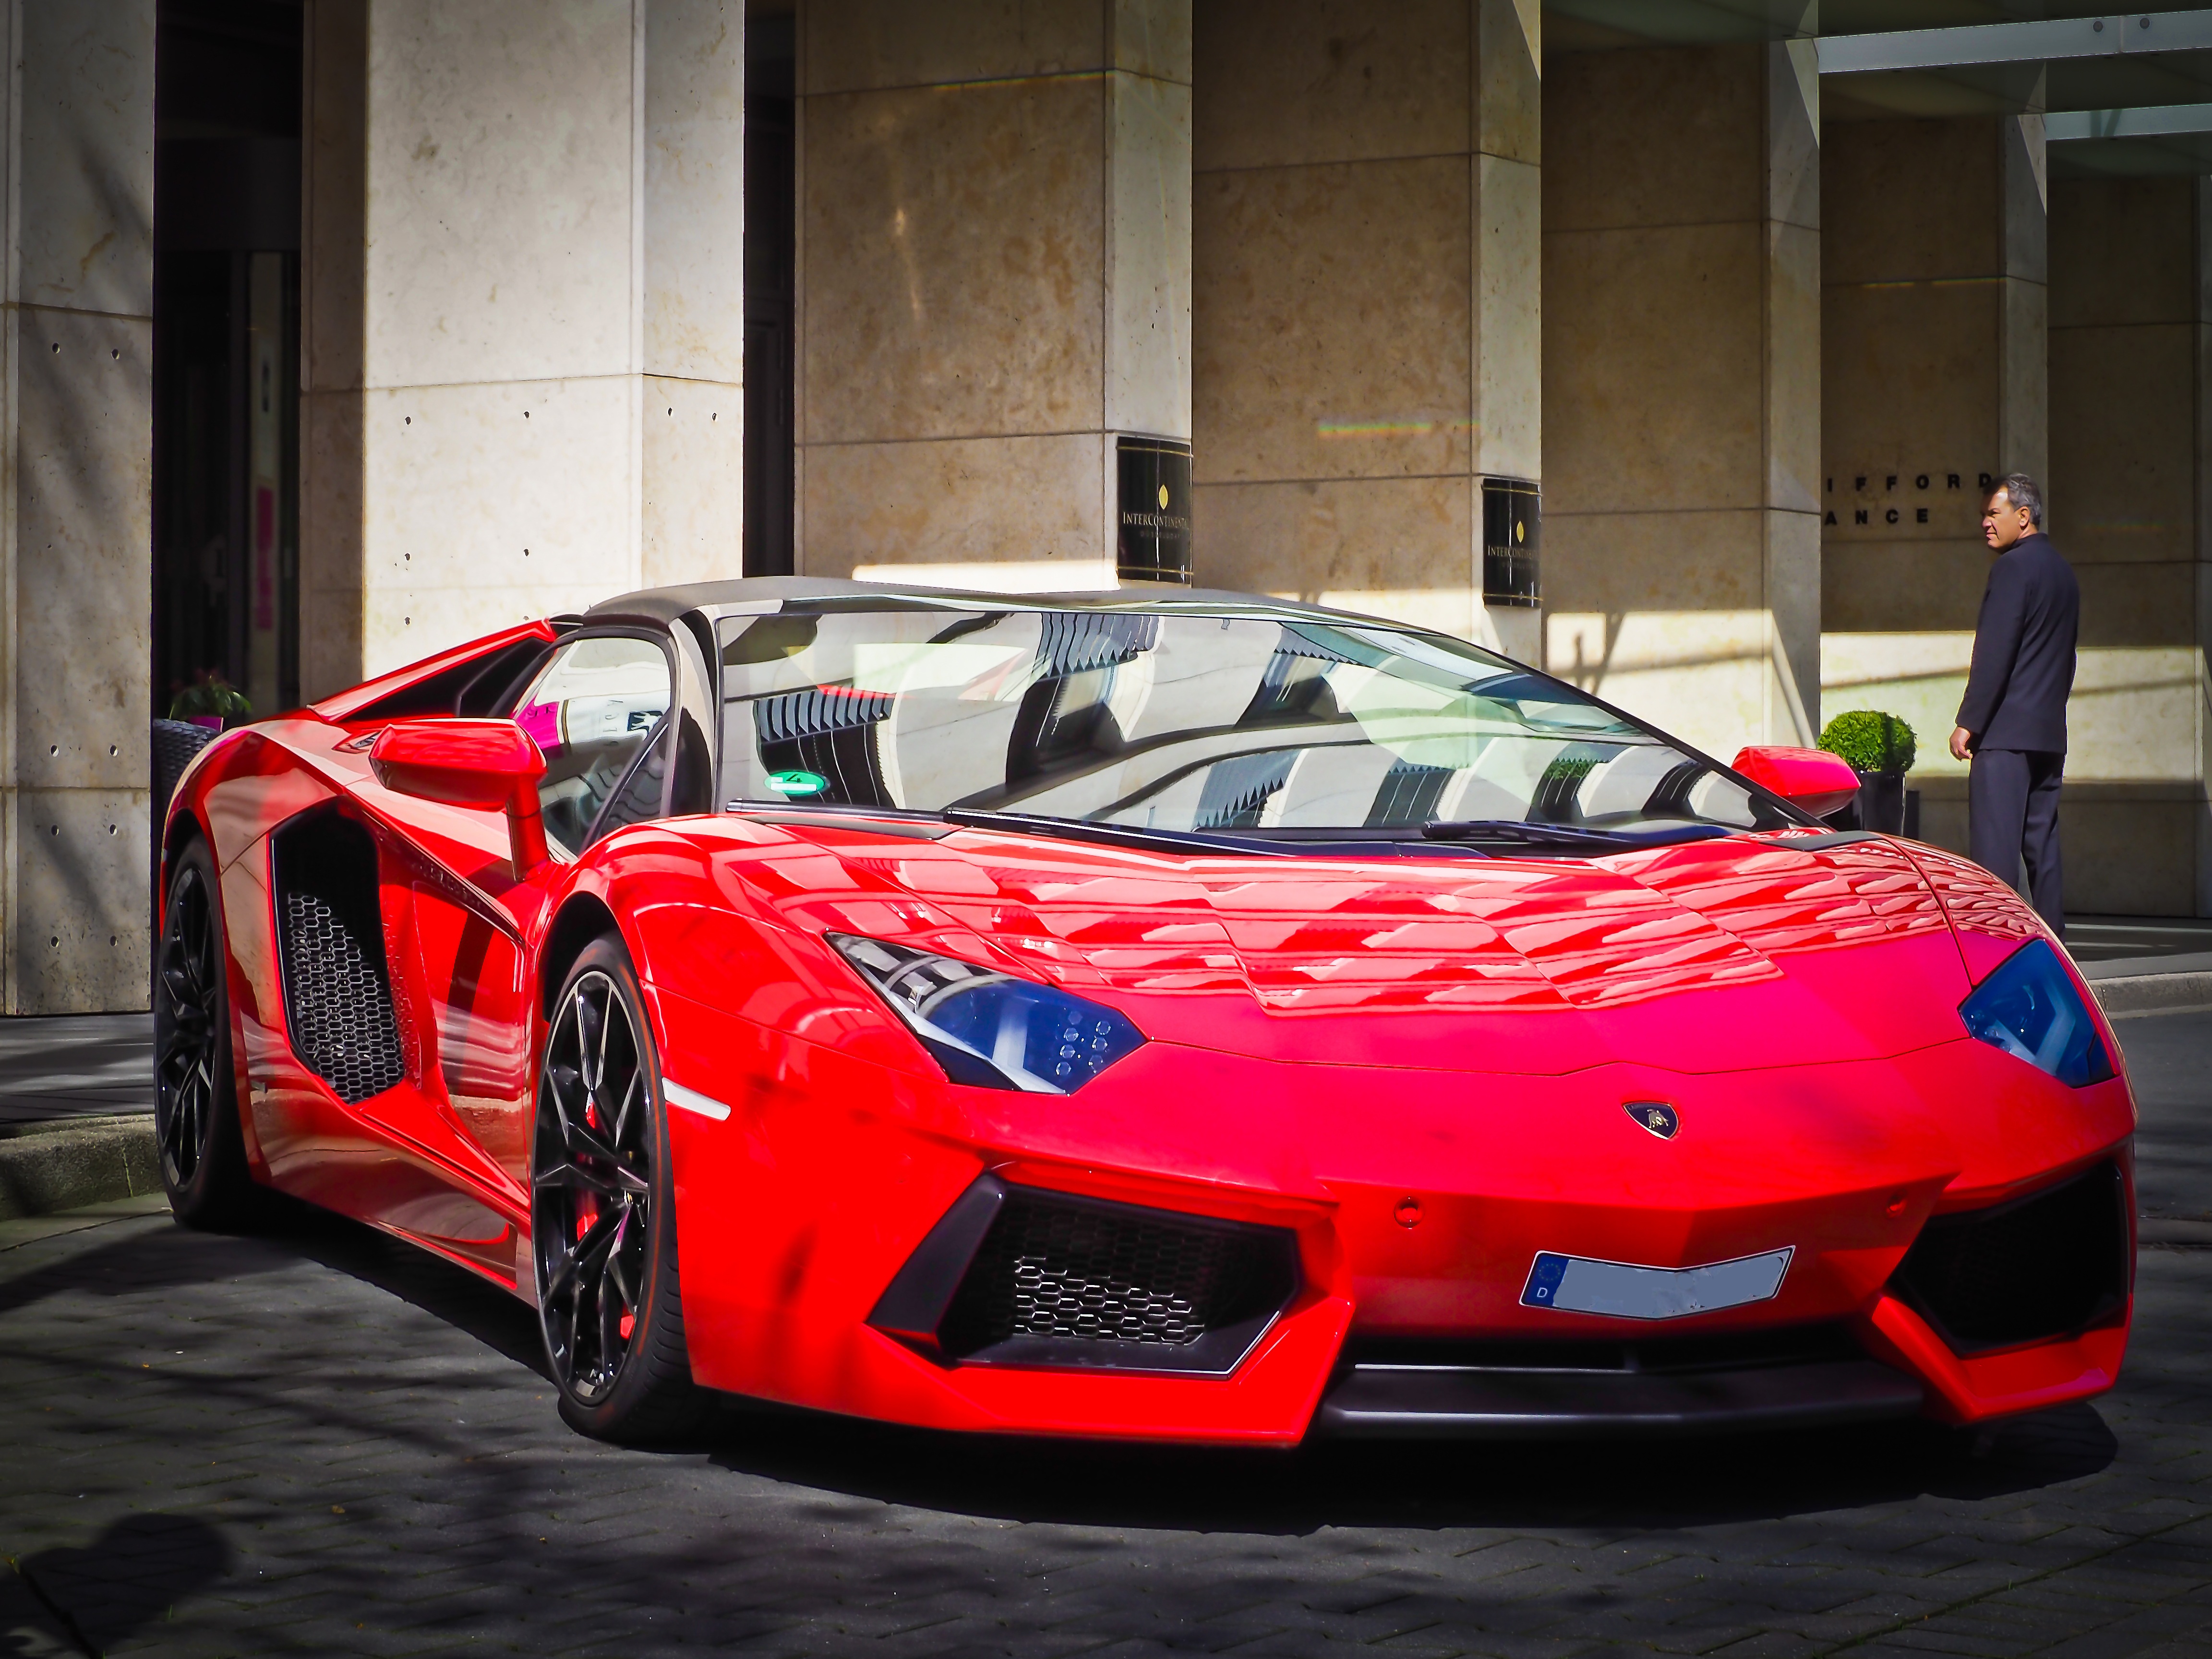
1 1014 2208 1659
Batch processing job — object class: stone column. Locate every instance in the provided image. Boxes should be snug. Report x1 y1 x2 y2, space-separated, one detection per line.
1818 115 2047 852
792 0 1191 592
2042 177 2210 915
1542 40 1821 755
1191 0 1541 655
301 0 745 699
0 0 156 1014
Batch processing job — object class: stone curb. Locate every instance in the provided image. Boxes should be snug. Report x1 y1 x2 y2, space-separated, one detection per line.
0 1115 161 1221
2088 971 2212 1018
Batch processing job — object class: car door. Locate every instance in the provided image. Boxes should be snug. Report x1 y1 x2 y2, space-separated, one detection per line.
385 630 686 1192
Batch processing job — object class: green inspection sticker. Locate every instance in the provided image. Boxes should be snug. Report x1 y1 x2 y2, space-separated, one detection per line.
765 770 828 797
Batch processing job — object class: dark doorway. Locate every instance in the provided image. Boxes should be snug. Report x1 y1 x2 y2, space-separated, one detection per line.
154 0 302 723
745 10 796 577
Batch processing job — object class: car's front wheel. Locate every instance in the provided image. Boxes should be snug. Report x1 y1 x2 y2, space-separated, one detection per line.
153 837 259 1228
531 937 706 1443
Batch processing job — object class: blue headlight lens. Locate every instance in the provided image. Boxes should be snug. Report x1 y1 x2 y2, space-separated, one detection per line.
1958 938 2114 1088
828 934 1146 1094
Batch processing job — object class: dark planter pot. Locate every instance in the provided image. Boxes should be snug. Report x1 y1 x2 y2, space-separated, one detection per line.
1855 770 1908 834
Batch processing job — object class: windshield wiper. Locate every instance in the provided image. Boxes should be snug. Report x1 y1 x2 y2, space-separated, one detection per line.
941 807 1295 856
1422 819 1732 850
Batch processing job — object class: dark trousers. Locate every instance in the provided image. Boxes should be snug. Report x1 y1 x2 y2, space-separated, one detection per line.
1969 748 2065 936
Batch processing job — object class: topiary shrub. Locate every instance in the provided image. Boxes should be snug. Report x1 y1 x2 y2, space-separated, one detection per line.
1818 709 1917 775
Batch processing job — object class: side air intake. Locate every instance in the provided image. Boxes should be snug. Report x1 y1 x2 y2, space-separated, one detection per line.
867 1176 1300 1374
1891 1161 2129 1355
271 810 408 1105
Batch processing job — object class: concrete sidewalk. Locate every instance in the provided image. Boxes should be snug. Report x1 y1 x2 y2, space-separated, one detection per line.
2 912 2209 1219
0 1011 152 1126
2070 918 2212 1016
0 1012 157 1219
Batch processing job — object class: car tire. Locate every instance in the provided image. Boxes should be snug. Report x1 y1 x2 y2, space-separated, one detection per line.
153 837 260 1229
531 935 707 1444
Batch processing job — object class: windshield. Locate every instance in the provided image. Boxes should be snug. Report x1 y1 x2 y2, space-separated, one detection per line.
714 607 1792 838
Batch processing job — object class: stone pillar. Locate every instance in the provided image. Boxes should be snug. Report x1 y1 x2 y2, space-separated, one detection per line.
1818 115 2047 854
792 0 1191 592
2043 177 2210 915
1542 41 1821 755
1191 0 1541 655
301 0 745 699
0 0 156 1014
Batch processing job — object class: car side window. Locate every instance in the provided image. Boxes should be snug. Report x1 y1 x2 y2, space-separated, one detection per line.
513 636 673 855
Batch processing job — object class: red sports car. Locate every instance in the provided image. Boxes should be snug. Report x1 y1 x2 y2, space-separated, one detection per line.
155 579 2136 1445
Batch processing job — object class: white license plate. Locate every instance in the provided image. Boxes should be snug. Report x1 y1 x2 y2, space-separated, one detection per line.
1520 1247 1793 1319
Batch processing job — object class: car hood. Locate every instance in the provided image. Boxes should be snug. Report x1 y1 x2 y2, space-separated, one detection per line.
755 821 1987 1077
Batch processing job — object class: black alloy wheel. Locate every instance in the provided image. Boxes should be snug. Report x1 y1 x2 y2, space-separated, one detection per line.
153 838 256 1226
531 938 704 1442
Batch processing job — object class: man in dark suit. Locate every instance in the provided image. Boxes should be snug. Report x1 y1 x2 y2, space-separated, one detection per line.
1948 473 2078 935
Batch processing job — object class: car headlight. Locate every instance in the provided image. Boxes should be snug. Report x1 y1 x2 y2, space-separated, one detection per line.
827 934 1146 1093
1958 938 2114 1088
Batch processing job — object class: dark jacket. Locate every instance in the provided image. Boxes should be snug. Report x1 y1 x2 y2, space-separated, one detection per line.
1957 532 2079 754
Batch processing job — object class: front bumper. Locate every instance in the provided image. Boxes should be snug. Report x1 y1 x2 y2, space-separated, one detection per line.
660 988 2137 1443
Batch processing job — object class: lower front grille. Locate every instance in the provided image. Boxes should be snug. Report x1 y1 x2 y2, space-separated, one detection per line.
1891 1161 2129 1355
869 1177 1301 1374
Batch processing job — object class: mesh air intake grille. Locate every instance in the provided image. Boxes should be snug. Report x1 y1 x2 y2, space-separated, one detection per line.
939 1189 1296 1358
274 813 408 1106
1893 1161 2128 1354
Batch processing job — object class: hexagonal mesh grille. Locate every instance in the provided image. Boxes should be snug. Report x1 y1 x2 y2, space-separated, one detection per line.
280 890 405 1104
940 1190 1291 1355
274 812 407 1106
1893 1161 2127 1353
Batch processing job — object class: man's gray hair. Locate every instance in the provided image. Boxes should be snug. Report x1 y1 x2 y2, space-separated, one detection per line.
1991 472 2043 528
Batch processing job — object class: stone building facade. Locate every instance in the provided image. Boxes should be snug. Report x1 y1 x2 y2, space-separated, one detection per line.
7 0 2212 1012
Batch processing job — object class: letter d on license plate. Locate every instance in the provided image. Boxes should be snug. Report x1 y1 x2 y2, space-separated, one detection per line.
1521 1247 1793 1319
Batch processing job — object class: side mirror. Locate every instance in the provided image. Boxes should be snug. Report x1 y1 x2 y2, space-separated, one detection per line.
1731 745 1861 821
370 719 550 875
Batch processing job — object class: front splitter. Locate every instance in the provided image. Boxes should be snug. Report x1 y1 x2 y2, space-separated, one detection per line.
1311 1355 1925 1439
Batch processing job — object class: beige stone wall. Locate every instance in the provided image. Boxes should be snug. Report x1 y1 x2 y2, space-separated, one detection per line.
1190 0 1540 654
1819 115 2046 632
794 0 1190 592
301 0 745 699
2044 176 2206 914
0 0 156 1014
1818 116 2047 864
1541 40 1820 758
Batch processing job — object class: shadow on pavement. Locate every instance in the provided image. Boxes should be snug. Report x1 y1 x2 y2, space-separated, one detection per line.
265 1200 551 1380
9 1514 230 1656
0 1223 295 1322
242 1205 2120 1534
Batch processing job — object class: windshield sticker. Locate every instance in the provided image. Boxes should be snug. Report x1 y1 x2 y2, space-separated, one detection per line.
765 769 829 797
